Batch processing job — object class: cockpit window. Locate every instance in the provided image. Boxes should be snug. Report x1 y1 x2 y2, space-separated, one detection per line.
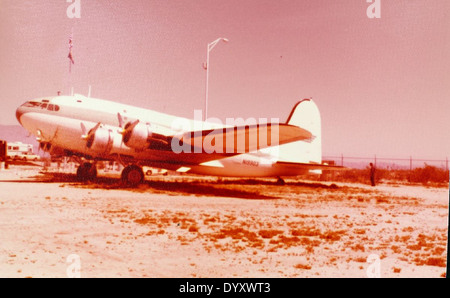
22 101 41 107
22 101 61 112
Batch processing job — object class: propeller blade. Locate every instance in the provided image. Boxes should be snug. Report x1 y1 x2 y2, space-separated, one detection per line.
127 119 140 131
36 129 43 142
117 113 124 129
81 122 101 140
80 123 88 139
91 122 102 132
122 120 140 144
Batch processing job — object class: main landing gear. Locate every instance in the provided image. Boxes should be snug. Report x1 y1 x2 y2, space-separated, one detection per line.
76 162 97 182
76 162 144 187
121 165 144 187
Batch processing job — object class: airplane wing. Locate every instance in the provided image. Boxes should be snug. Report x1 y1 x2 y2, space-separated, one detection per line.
137 123 313 167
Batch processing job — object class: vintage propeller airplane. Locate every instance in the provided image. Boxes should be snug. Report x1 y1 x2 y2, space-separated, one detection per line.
16 94 337 186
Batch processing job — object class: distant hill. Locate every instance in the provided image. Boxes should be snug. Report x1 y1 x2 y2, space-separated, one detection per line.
0 125 40 155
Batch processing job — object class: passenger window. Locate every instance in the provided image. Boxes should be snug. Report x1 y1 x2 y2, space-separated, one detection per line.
41 103 48 109
48 104 54 111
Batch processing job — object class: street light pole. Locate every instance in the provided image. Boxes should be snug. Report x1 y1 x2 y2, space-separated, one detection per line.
204 44 210 122
204 37 228 121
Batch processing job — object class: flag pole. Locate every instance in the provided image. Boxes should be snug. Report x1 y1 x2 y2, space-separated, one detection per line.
68 28 74 94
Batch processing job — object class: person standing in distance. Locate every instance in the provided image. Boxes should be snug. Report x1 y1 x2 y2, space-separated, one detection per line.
369 163 376 186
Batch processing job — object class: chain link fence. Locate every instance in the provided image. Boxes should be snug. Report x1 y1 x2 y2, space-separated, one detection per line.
321 155 449 185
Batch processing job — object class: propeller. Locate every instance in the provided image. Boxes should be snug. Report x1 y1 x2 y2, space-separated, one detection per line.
81 122 102 149
35 129 55 158
122 120 140 144
116 114 169 149
36 129 46 156
117 113 140 146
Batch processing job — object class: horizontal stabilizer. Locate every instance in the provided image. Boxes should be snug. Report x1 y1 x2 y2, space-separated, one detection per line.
276 161 347 171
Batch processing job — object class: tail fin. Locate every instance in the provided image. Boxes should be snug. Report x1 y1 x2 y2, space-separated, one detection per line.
277 99 322 164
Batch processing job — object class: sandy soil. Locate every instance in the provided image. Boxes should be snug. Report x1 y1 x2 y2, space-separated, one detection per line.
0 164 448 278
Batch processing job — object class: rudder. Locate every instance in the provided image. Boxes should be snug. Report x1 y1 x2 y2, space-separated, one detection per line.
277 99 322 164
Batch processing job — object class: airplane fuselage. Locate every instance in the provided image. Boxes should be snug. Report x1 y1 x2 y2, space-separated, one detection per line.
16 94 322 178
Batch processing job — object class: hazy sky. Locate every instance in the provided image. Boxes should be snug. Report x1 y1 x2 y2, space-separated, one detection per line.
0 0 449 160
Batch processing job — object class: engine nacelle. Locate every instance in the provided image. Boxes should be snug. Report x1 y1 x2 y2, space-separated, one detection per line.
122 121 152 150
86 126 114 155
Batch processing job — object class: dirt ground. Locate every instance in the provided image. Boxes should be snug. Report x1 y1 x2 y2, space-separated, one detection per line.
0 164 448 278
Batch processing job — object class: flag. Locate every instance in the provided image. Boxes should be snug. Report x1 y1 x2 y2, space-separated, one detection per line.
68 34 74 64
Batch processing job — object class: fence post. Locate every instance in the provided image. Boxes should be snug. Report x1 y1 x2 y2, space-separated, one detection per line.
447 157 449 183
341 154 344 167
409 156 412 183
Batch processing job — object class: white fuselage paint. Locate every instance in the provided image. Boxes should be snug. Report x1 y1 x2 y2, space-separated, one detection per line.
16 94 316 177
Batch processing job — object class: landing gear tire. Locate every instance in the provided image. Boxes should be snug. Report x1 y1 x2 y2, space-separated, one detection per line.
121 165 144 187
76 163 97 182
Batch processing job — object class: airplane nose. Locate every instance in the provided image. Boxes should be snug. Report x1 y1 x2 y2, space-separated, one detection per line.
16 107 24 125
